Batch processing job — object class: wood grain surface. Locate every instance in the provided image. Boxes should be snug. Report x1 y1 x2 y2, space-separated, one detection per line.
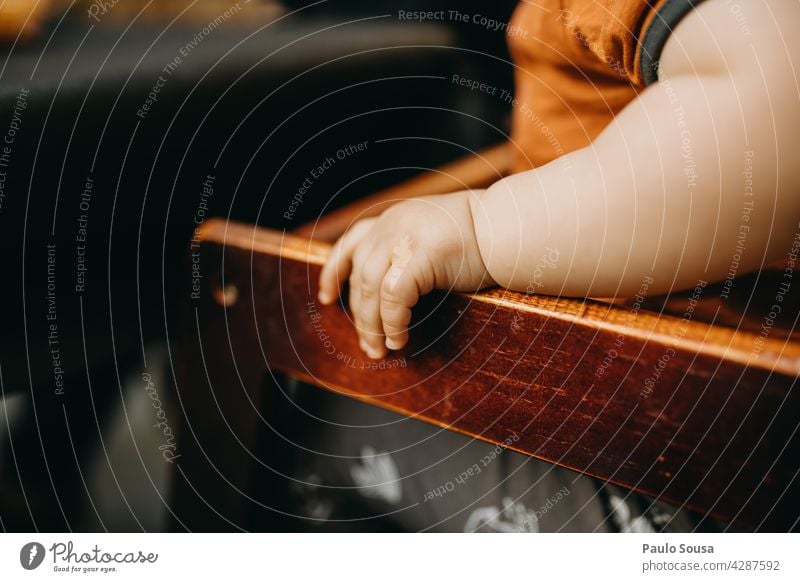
171 218 800 531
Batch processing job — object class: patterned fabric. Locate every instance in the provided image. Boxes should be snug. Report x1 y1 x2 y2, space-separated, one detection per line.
275 382 720 533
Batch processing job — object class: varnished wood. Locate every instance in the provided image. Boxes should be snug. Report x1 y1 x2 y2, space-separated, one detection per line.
294 142 514 242
173 218 800 531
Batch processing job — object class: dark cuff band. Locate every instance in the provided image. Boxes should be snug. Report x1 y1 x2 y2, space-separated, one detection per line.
639 0 708 85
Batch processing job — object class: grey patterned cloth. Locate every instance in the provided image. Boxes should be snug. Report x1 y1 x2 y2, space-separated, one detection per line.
275 379 721 533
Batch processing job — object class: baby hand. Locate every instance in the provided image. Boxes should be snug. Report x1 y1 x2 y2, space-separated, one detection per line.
317 191 495 359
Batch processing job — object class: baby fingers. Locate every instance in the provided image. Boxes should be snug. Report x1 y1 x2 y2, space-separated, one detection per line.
318 218 375 305
351 253 391 359
324 226 431 360
380 261 421 351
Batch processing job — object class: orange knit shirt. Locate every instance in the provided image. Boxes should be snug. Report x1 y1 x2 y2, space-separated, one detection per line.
507 0 706 171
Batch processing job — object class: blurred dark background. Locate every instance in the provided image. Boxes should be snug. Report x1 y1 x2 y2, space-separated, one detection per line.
0 0 516 531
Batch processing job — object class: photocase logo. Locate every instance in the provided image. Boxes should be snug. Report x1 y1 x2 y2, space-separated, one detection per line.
20 542 45 570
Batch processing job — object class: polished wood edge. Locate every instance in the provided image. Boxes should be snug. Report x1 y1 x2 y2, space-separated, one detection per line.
199 217 329 266
199 218 800 377
472 289 800 378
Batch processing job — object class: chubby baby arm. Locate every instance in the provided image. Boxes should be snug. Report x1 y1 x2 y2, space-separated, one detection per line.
319 0 800 358
473 0 800 297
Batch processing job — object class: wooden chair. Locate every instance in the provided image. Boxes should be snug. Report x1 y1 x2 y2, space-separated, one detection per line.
170 143 800 532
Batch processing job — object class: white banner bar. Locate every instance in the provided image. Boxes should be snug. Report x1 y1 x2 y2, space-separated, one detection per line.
1 533 797 581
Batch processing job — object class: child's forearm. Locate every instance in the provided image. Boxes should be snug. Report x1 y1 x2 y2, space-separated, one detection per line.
470 0 800 297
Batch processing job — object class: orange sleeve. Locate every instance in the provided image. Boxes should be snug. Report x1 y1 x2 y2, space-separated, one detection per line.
557 0 708 86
